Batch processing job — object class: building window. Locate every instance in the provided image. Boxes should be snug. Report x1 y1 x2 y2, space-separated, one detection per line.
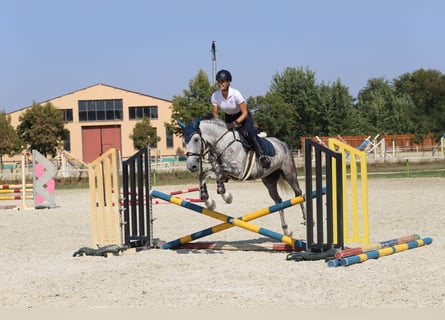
78 99 123 121
60 108 73 122
166 128 173 148
63 131 71 151
128 106 158 120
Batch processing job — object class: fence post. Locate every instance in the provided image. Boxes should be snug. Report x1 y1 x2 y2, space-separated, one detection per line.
304 138 344 252
88 148 122 247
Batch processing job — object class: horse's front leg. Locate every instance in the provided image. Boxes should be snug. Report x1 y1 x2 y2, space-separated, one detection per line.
199 170 216 210
198 171 209 201
216 179 233 204
214 166 233 204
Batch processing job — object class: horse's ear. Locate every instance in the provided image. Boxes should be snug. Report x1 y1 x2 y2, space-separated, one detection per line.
177 119 186 129
193 117 200 130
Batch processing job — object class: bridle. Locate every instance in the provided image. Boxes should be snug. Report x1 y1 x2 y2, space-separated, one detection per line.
186 128 241 164
185 130 206 158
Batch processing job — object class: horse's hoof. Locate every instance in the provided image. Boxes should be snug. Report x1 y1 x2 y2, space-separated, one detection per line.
200 191 209 201
221 192 232 204
216 184 226 195
205 199 216 210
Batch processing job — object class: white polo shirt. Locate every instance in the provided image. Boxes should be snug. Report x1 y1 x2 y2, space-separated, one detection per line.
211 87 245 115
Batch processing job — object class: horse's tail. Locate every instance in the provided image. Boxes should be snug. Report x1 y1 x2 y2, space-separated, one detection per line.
277 175 293 196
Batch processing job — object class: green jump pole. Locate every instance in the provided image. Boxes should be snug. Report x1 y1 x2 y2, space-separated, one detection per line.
150 190 306 249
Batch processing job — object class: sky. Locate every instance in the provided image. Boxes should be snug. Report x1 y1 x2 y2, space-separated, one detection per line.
1 0 444 113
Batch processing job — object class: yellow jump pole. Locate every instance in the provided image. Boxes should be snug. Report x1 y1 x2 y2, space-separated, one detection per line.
150 190 306 250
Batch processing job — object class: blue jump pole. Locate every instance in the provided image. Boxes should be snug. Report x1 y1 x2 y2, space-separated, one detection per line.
160 188 325 249
337 237 433 267
150 189 306 250
160 195 306 249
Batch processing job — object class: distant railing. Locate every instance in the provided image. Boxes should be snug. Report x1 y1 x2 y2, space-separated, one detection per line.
1 145 443 183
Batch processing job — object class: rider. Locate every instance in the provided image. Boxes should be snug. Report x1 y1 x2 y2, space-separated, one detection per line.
211 69 271 169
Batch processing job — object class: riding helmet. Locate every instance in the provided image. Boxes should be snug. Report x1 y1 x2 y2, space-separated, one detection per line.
216 69 232 82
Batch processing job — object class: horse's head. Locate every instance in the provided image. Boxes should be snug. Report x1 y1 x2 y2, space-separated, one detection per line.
178 117 203 172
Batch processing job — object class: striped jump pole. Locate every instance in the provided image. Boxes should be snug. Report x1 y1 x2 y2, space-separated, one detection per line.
159 195 306 249
1 184 33 189
0 153 34 209
150 189 306 250
0 188 33 194
153 198 202 205
327 234 421 267
334 234 420 260
124 186 202 205
333 237 433 267
0 193 33 200
168 187 199 196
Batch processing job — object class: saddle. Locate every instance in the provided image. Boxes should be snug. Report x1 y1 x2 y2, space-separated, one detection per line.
236 126 276 157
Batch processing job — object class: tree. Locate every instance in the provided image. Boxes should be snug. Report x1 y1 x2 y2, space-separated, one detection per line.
250 67 358 148
130 117 160 150
249 94 297 148
319 79 357 136
168 69 217 136
393 69 445 140
0 111 21 170
16 102 69 157
356 78 414 135
268 67 322 143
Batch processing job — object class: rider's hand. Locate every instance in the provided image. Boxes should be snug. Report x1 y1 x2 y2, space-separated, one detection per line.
226 121 239 130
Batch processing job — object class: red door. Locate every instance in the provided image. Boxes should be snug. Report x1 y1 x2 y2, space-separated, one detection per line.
82 125 122 163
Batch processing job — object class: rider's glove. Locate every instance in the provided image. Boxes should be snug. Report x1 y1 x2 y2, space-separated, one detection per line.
226 121 239 130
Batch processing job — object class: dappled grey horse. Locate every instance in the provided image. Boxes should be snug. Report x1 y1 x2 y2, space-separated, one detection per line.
178 114 306 237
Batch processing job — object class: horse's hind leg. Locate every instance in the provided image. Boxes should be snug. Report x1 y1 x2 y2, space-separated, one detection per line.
281 166 307 223
262 171 293 237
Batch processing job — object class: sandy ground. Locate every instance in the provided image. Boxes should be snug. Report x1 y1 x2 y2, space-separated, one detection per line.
0 177 444 312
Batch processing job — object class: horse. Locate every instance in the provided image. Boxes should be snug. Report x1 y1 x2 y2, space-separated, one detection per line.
177 114 306 237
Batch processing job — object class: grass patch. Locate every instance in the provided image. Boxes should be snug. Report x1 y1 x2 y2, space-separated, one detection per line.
53 170 201 189
4 159 444 190
151 170 199 186
366 159 445 179
368 169 445 179
55 177 89 189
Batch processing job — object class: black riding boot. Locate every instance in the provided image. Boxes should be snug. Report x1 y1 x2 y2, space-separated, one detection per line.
251 138 271 169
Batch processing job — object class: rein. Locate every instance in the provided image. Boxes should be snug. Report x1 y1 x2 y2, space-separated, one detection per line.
187 128 241 163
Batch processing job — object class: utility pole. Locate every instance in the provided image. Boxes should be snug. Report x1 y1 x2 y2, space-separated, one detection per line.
211 41 216 85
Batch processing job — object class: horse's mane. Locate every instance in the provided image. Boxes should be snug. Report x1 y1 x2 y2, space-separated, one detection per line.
181 113 228 143
200 112 214 120
199 113 227 129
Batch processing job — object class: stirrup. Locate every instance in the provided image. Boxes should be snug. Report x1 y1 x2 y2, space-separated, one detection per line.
259 155 271 168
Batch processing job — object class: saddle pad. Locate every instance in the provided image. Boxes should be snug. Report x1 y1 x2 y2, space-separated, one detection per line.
237 128 276 157
259 137 276 157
